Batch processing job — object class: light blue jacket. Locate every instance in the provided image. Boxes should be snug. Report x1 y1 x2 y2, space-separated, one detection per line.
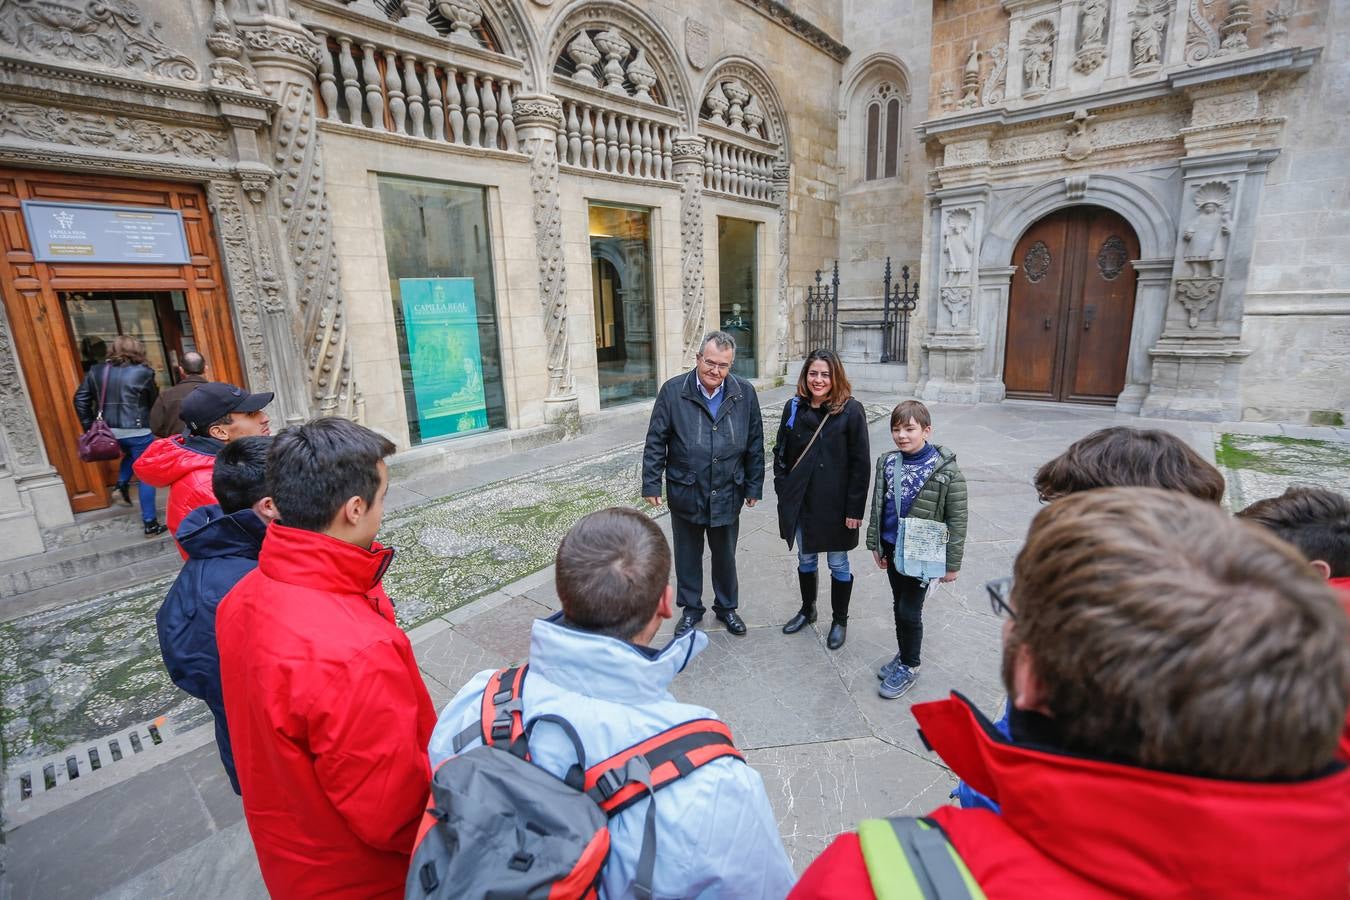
428 615 795 900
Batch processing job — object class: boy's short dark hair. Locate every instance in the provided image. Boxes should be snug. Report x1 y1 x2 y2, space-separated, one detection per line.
555 508 671 641
212 436 272 514
1034 426 1225 503
890 399 931 430
267 417 395 533
1237 487 1350 577
1011 487 1349 780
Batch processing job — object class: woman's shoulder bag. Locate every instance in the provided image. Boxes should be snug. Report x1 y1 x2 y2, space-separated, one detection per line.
78 365 122 462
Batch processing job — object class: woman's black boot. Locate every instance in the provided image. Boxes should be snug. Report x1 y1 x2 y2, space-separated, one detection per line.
114 481 132 505
783 570 818 634
827 576 854 650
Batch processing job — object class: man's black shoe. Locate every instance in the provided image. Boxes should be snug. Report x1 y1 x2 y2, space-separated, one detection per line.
674 609 702 637
716 609 747 636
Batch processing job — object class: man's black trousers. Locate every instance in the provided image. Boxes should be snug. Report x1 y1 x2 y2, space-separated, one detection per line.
670 513 739 614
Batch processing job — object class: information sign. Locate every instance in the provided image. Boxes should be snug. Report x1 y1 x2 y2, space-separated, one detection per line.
21 200 191 264
399 277 489 440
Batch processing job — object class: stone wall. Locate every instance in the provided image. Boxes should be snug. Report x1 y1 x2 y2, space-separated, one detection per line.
927 0 1007 119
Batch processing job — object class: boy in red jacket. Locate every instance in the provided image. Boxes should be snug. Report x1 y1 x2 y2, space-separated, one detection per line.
216 417 435 900
792 488 1350 899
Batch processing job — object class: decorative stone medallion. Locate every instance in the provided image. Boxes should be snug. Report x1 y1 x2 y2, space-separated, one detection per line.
1097 235 1128 280
685 19 710 70
1024 241 1051 282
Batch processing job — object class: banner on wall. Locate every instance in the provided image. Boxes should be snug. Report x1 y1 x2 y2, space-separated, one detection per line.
399 277 488 440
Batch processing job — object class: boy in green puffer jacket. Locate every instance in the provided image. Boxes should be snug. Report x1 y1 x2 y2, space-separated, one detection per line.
865 400 968 700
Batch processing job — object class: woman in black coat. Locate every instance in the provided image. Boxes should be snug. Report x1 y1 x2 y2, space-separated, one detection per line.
773 349 870 650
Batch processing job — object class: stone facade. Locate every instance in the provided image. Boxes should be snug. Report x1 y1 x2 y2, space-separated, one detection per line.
914 0 1345 424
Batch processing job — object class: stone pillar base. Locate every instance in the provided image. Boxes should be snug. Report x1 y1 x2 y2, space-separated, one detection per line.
543 395 581 436
919 335 985 403
0 474 46 561
1140 337 1248 421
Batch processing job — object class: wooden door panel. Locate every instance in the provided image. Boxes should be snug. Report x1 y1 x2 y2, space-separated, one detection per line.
1004 210 1071 399
1064 210 1139 403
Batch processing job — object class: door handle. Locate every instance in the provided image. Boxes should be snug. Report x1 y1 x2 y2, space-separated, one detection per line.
1083 305 1096 331
1043 316 1052 330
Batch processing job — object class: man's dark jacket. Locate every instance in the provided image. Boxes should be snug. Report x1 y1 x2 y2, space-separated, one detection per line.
156 503 267 795
150 375 209 437
73 362 158 430
642 370 764 527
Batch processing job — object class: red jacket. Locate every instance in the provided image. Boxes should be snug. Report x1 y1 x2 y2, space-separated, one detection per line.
1334 576 1350 760
216 523 436 900
792 694 1350 899
132 434 220 555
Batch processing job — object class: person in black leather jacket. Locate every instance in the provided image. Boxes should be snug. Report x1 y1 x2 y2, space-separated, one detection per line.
73 335 166 534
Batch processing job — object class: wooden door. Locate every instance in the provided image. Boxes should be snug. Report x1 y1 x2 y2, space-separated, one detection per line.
1004 207 1139 404
0 170 245 513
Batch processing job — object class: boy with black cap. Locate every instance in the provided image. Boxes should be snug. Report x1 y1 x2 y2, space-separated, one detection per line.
135 382 273 553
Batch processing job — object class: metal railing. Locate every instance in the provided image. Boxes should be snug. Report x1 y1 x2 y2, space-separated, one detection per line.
880 257 919 364
804 261 839 352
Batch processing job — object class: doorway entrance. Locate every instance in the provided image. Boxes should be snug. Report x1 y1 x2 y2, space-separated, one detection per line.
589 203 656 408
0 169 244 513
1003 206 1139 404
717 218 758 378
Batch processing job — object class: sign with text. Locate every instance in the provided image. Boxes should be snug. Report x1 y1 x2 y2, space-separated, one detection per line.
21 200 190 265
399 277 488 440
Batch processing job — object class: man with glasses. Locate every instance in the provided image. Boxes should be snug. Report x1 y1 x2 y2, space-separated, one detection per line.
642 332 764 637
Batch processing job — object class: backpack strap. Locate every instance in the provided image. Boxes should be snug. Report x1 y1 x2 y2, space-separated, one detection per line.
857 817 984 900
450 664 528 753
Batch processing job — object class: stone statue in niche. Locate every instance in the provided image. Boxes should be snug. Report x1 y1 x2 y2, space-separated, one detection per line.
942 209 974 286
1081 0 1109 46
1022 22 1056 95
1131 1 1169 70
1182 181 1232 278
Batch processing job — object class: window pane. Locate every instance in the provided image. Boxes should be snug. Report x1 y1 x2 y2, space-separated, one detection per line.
589 204 656 408
865 103 880 181
718 218 757 378
377 175 505 445
884 98 901 178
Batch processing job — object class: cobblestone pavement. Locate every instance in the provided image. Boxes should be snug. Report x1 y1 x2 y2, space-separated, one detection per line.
2 391 1345 899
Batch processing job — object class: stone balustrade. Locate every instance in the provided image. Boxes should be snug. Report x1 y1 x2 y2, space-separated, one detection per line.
702 136 774 201
555 97 675 181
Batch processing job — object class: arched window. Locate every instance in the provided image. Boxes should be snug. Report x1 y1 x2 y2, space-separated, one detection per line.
863 82 902 181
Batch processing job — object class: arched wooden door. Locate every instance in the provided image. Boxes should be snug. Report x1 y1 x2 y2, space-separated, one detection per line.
1003 206 1139 404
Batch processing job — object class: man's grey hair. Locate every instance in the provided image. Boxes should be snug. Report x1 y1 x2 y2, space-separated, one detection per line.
699 331 736 355
181 351 206 375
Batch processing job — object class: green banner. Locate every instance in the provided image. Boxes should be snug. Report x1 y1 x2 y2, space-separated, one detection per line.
399 277 488 440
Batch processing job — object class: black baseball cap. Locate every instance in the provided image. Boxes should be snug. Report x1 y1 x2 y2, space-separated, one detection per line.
181 382 274 433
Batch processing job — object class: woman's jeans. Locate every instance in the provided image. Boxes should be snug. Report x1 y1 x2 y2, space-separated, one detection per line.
118 433 158 523
883 541 930 667
796 527 851 581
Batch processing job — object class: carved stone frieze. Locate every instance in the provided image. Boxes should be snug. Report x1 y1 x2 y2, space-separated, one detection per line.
0 103 227 158
0 0 199 81
772 164 790 373
1189 92 1259 127
982 42 1007 106
1173 277 1223 327
673 137 706 358
1185 0 1221 64
939 287 971 328
1088 109 1188 148
989 129 1064 163
0 299 42 469
206 180 273 391
241 27 322 68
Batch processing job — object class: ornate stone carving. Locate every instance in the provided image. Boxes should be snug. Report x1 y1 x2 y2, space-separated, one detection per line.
628 48 657 103
241 27 323 68
1089 109 1188 146
0 301 42 468
566 30 602 87
1174 277 1222 328
685 18 709 69
0 103 227 157
0 0 199 81
1022 21 1056 97
1189 92 1259 126
990 129 1065 162
1131 0 1170 71
982 42 1007 106
942 209 974 286
515 94 574 403
1217 0 1252 54
206 0 258 93
1074 0 1109 74
1265 1 1293 47
1182 181 1232 277
1064 108 1096 161
673 136 706 358
704 81 729 126
1098 235 1128 280
206 180 272 393
437 0 483 47
1186 0 1222 64
773 165 790 373
1024 241 1051 282
593 29 631 95
959 42 981 109
1065 174 1089 200
939 287 971 328
743 95 764 138
549 5 691 115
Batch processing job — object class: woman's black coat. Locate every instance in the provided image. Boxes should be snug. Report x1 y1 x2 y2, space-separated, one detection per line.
773 396 871 553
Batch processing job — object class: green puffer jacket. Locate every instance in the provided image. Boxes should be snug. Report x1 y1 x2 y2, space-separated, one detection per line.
864 445 969 571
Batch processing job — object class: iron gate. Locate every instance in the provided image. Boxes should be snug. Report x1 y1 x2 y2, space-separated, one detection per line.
881 257 919 364
804 261 839 352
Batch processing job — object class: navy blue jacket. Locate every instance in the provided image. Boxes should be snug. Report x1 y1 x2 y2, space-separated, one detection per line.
156 504 267 795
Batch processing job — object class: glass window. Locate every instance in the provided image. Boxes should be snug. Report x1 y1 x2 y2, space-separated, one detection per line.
717 218 757 378
589 204 656 408
378 176 506 445
864 103 880 182
884 98 901 178
862 82 903 183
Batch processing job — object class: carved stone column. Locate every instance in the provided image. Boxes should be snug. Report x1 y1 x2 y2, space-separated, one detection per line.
772 164 791 375
672 136 706 360
513 94 578 427
921 189 988 403
235 14 362 423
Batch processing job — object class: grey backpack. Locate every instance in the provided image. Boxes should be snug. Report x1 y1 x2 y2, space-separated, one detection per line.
406 664 743 900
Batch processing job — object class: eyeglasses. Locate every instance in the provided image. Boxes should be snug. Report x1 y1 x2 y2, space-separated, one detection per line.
985 577 1016 620
699 359 731 373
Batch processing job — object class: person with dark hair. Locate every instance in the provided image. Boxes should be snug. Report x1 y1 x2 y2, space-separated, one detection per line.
149 351 209 438
73 334 165 534
642 331 765 638
134 381 273 555
1033 425 1225 503
1238 485 1350 759
428 507 794 897
215 417 435 900
775 349 870 649
156 435 276 795
793 488 1350 898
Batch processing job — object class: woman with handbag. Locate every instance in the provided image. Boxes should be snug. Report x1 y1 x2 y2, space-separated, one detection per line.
73 335 167 535
774 349 870 650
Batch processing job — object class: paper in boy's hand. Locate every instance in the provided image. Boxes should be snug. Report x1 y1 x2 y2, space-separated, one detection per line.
900 518 949 580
